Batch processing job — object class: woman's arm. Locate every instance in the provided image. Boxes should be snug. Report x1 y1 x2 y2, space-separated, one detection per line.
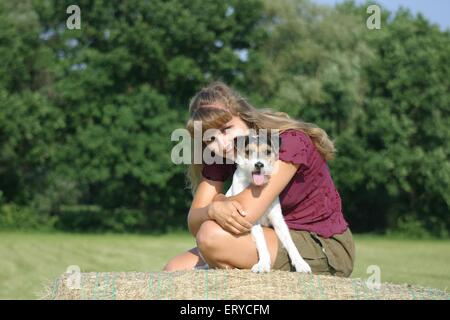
187 178 223 237
188 177 253 237
226 160 301 225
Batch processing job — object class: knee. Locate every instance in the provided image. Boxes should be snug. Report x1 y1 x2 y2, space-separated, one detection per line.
163 258 183 272
163 260 175 271
163 255 192 272
196 220 225 258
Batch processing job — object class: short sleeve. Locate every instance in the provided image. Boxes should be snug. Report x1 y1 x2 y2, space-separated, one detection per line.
278 130 312 169
202 162 236 181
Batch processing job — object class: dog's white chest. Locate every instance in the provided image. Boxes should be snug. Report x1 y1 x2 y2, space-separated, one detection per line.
225 167 279 227
217 137 311 274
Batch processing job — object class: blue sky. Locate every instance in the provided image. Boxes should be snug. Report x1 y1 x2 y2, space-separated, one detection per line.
313 0 450 30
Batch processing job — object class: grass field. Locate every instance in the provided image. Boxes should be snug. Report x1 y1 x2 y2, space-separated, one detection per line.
0 231 449 299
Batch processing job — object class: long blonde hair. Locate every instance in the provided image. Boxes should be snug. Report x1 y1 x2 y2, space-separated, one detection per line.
185 81 336 194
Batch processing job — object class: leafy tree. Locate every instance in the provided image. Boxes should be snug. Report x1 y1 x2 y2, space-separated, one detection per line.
337 3 450 236
0 0 265 233
248 0 449 236
0 0 448 237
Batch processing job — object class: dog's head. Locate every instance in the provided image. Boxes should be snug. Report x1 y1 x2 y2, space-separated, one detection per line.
233 131 280 186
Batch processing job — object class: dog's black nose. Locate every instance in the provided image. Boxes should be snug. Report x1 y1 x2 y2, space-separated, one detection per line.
254 162 264 170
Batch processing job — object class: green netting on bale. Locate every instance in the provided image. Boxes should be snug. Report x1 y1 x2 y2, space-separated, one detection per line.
40 270 449 300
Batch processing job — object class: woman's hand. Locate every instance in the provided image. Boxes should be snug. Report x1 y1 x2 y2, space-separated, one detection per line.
208 200 253 235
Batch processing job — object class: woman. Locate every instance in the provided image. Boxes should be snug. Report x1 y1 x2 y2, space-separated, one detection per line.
163 81 355 276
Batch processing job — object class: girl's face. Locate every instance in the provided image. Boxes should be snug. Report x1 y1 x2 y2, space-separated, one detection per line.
204 114 249 160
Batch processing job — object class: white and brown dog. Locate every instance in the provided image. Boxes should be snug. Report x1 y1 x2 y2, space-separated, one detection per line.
224 131 312 273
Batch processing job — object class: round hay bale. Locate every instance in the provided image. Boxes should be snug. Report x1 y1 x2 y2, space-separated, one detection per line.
39 269 449 300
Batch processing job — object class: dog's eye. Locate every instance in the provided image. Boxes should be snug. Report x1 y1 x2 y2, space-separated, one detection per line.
204 136 216 145
266 149 272 156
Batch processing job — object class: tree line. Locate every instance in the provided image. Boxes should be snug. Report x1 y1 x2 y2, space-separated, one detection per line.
0 0 448 237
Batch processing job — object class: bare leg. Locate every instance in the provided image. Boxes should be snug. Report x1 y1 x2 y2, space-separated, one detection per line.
163 247 208 271
196 220 279 270
164 220 279 272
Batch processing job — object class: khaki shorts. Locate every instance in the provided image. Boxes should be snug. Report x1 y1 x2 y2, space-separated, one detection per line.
272 228 355 277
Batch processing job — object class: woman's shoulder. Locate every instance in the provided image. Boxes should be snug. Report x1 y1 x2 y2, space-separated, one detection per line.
279 129 313 152
279 128 310 140
278 129 314 169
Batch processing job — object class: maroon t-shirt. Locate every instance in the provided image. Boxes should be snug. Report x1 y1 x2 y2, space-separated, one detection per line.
201 129 349 238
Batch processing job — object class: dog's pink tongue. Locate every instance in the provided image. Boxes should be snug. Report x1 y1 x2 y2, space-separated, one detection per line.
252 173 265 186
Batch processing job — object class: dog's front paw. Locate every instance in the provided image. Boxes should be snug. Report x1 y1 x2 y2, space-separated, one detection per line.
292 258 312 273
251 259 271 273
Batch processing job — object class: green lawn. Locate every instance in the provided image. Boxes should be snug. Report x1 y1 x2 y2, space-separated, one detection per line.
0 231 449 299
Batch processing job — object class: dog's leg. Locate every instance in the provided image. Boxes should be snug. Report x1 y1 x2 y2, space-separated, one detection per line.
269 206 312 273
250 224 272 273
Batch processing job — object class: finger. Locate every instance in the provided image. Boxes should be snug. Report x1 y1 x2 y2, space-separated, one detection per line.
235 205 246 217
231 201 246 217
235 214 253 229
225 223 242 235
230 208 252 229
229 216 251 233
